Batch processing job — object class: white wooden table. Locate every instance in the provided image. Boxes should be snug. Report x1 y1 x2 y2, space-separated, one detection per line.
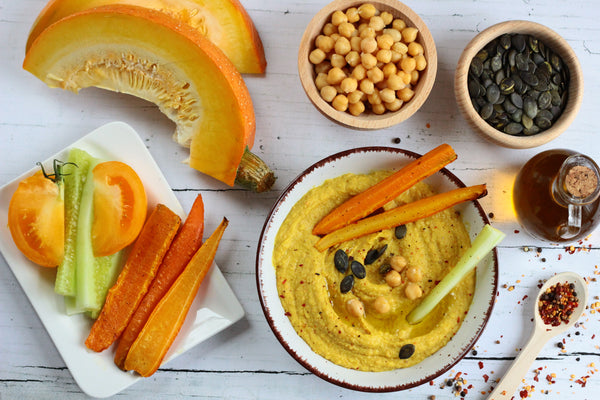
2 1 599 399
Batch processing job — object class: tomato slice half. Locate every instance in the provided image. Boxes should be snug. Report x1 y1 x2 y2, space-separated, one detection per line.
8 171 64 267
92 161 147 257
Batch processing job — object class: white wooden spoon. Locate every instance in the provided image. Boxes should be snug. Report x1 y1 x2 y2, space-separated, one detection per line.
488 271 588 400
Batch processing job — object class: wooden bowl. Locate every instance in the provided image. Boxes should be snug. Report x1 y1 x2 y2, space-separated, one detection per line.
298 0 437 130
455 20 583 149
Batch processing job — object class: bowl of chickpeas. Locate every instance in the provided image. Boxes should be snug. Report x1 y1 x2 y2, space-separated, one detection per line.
298 0 437 130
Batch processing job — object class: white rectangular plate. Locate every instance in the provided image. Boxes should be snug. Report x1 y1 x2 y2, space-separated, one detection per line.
0 122 245 398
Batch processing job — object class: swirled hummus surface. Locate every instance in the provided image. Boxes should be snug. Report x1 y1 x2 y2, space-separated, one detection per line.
273 170 475 371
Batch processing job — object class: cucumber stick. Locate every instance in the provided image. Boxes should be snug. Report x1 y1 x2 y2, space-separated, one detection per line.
55 148 94 296
56 147 126 317
406 224 505 325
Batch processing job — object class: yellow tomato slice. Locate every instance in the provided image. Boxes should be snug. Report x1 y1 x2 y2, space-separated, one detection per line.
92 161 147 257
8 171 64 267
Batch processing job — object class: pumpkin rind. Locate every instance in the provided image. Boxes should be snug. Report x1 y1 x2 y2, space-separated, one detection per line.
24 4 255 186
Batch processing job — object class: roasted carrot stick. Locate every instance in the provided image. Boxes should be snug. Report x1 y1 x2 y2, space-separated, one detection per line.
314 184 487 252
312 144 457 236
114 195 205 369
85 204 181 352
124 217 229 377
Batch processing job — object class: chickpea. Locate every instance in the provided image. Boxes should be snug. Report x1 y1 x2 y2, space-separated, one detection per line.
408 41 424 56
330 33 341 43
385 98 403 111
410 70 419 85
382 62 397 78
402 27 419 43
390 255 407 272
367 89 382 105
380 87 396 103
331 10 348 26
400 57 416 74
376 49 392 64
331 94 348 111
334 37 351 56
320 85 337 102
346 298 365 318
347 90 364 104
309 48 326 65
360 53 378 70
366 66 384 84
385 269 402 287
399 70 412 85
322 22 337 36
390 51 402 63
387 73 405 90
373 296 391 314
406 266 423 282
330 53 346 68
340 77 358 93
369 16 385 32
346 7 360 23
380 11 394 25
345 51 361 67
360 37 378 54
377 33 394 50
372 102 386 115
350 36 362 52
315 35 335 53
398 87 415 102
392 18 407 31
383 28 402 43
348 100 365 116
357 22 368 34
358 3 377 19
352 64 367 81
392 41 408 55
315 72 329 90
414 54 427 71
338 21 356 38
359 27 376 39
326 67 346 85
405 282 423 300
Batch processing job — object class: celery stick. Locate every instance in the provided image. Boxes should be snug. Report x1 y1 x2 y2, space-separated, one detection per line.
406 224 505 325
75 157 100 311
55 148 94 296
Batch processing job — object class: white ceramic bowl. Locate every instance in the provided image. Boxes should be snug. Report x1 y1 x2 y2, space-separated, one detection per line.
256 147 499 391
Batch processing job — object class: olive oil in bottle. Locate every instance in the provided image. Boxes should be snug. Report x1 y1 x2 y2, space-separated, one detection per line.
513 149 600 242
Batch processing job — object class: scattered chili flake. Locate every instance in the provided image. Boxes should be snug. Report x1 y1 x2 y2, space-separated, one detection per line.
478 361 484 369
483 374 489 383
538 281 579 326
426 123 431 128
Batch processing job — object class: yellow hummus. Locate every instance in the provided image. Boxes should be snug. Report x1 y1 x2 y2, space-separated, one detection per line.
273 170 475 371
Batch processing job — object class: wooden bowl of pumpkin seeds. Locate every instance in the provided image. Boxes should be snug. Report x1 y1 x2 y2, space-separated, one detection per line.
455 20 583 149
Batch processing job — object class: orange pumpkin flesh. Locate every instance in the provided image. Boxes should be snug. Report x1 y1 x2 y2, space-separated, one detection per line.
24 5 255 186
26 0 266 74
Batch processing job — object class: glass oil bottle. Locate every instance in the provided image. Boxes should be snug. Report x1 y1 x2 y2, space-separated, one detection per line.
513 149 600 242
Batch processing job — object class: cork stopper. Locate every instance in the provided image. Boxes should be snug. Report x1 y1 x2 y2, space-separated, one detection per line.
565 165 598 198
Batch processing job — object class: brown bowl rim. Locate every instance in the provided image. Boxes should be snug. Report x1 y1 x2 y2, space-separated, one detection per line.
298 0 438 130
454 20 583 149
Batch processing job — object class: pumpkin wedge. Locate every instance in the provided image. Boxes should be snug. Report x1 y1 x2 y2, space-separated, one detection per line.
26 0 266 74
24 5 273 190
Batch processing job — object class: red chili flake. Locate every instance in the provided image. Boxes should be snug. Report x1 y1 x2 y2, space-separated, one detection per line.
457 317 461 323
558 254 562 260
514 229 520 234
593 334 596 339
478 361 484 369
279 294 285 299
426 123 431 128
285 311 291 317
538 281 579 326
429 380 434 386
519 389 529 398
483 374 489 383
282 279 287 284
301 303 306 307
300 280 304 284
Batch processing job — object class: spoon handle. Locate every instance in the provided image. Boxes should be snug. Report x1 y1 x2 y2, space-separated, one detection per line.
487 327 548 400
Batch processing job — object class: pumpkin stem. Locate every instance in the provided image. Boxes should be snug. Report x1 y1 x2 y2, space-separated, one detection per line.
234 148 276 192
